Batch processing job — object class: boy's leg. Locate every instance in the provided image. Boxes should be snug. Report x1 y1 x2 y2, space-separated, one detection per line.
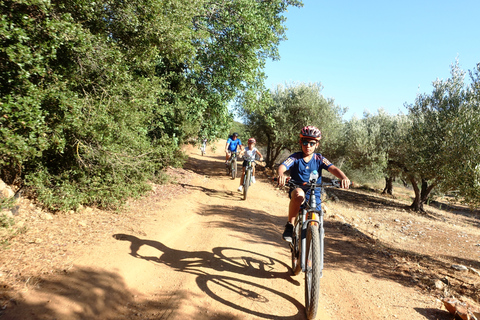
289 188 305 223
238 167 246 191
283 188 305 242
239 167 246 186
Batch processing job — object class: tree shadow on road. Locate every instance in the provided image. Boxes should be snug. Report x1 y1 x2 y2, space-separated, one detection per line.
0 266 254 320
179 183 244 201
323 220 479 314
184 153 235 178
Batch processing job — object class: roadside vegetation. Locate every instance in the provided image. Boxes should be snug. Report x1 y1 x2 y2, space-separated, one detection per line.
1 0 479 216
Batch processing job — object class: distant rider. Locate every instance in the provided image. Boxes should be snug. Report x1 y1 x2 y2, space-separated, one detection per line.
225 132 243 165
277 126 350 242
238 138 263 192
200 137 207 155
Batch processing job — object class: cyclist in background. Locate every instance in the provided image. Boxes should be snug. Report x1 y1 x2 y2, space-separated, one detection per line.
238 138 263 192
225 132 243 165
200 137 207 155
277 126 350 242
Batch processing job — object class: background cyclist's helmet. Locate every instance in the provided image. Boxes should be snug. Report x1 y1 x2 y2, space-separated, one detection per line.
300 126 322 141
233 132 239 137
248 138 256 144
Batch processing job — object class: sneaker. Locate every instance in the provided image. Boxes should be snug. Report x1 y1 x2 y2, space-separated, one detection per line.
251 176 256 184
237 185 243 192
282 222 294 242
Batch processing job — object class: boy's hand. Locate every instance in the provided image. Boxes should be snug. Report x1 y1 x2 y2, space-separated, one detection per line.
341 178 351 189
278 174 287 187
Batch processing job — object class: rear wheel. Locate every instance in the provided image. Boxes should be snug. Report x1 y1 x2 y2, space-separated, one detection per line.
291 221 302 276
304 223 320 320
243 169 251 200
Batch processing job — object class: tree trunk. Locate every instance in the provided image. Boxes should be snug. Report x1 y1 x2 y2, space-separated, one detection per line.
382 177 393 195
265 136 274 168
409 177 436 212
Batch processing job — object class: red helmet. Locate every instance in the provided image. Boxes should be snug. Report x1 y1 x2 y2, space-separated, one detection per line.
248 138 256 144
300 126 321 140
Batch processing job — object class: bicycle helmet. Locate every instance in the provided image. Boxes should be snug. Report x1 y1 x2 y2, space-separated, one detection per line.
232 132 239 137
248 138 256 144
300 126 321 140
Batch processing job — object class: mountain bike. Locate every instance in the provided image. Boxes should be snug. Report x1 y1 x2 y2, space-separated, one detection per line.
286 177 343 320
241 158 256 200
226 152 238 179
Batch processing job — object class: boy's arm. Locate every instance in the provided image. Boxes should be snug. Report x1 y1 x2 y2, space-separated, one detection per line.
256 150 263 159
327 165 350 189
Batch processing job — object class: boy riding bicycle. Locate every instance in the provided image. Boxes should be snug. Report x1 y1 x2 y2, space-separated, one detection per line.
225 132 243 164
277 126 350 242
238 138 263 192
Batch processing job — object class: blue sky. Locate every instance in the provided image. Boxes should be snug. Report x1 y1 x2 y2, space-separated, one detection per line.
263 0 480 120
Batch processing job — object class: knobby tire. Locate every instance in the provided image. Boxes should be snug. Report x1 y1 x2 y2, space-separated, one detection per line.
304 223 320 320
231 159 236 179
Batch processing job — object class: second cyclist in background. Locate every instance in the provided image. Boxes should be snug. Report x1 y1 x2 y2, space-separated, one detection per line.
238 138 263 192
225 132 243 165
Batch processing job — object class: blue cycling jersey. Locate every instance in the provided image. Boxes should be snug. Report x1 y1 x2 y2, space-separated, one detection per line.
226 138 242 152
281 152 333 209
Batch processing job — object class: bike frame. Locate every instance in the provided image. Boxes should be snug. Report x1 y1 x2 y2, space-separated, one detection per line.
243 159 255 187
290 179 341 274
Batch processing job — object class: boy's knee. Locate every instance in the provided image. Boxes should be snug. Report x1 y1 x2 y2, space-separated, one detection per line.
291 190 305 203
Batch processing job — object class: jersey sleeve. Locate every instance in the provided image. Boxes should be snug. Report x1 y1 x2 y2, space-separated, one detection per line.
281 153 300 170
319 155 333 170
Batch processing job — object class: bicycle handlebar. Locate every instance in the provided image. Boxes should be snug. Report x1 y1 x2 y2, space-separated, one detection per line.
273 177 350 189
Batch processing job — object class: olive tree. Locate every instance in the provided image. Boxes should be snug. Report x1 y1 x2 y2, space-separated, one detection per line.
344 110 411 194
242 82 346 168
405 61 480 211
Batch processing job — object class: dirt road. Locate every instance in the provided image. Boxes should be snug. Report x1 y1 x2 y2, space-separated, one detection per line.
1 140 467 319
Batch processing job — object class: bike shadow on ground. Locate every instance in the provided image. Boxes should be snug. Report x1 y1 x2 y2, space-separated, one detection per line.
0 266 263 320
112 233 306 319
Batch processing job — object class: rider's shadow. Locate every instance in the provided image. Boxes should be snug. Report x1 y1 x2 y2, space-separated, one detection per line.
112 233 297 283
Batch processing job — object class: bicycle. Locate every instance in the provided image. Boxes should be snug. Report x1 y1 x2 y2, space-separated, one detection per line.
284 176 344 320
226 152 238 179
241 158 257 200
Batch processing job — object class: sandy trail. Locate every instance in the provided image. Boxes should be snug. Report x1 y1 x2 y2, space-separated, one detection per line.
2 140 445 319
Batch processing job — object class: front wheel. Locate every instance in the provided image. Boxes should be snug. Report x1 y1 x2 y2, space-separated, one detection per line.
243 169 251 200
304 223 320 320
231 159 236 179
226 161 230 176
